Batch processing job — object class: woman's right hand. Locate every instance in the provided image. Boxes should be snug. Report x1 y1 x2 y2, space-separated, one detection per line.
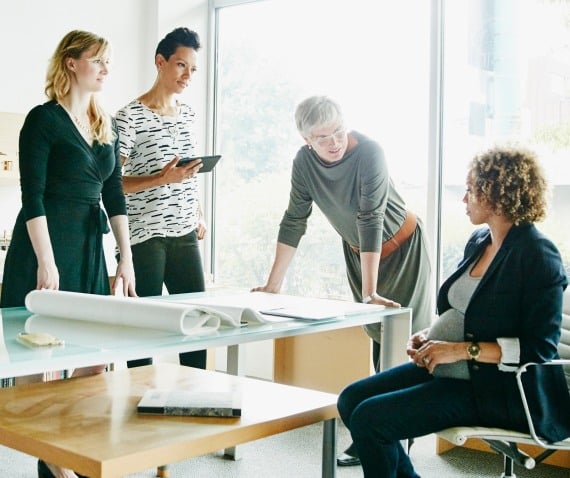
159 156 202 184
36 262 59 290
406 328 429 358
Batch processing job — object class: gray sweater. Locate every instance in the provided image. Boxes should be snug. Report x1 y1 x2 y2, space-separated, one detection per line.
278 131 407 252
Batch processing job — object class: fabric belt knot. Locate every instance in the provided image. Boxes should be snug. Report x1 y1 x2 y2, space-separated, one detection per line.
97 206 110 235
85 204 109 293
350 210 418 259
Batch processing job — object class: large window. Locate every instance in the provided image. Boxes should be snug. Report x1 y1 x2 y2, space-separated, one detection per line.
210 0 570 297
441 0 570 280
212 0 431 298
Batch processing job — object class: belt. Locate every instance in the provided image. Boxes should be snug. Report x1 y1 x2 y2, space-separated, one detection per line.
350 210 417 259
85 204 110 293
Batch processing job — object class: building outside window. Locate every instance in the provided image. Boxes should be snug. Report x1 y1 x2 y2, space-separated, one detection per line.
441 0 570 279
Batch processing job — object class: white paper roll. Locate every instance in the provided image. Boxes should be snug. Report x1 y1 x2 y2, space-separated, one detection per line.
24 289 236 335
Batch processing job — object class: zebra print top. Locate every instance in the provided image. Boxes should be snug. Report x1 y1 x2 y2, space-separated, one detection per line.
115 99 200 245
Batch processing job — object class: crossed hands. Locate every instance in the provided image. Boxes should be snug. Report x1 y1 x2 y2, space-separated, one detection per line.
407 329 459 373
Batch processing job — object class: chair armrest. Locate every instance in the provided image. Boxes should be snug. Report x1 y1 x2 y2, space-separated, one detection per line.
515 359 570 449
437 426 536 446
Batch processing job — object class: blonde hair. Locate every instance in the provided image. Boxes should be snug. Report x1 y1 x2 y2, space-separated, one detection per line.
45 30 114 144
468 145 548 225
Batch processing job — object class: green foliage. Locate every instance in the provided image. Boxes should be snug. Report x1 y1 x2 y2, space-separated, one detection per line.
213 24 351 297
534 121 570 150
215 165 349 297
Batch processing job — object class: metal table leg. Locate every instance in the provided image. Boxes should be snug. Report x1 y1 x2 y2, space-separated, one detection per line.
322 418 337 478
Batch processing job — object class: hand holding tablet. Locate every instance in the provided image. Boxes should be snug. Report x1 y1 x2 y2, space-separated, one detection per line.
176 154 221 173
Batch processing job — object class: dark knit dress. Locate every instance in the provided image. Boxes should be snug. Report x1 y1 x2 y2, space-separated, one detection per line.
0 101 126 308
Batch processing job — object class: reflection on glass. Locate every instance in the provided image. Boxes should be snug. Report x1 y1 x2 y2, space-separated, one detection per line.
0 310 9 365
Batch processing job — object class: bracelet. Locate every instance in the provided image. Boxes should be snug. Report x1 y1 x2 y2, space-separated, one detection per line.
362 293 379 304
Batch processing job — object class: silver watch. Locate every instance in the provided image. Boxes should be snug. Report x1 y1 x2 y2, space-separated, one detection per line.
362 293 379 304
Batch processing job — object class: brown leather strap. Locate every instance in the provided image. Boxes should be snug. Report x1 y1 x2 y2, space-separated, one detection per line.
350 210 418 259
380 210 417 258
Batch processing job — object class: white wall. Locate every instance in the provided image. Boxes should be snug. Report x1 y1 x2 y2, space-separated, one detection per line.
1 0 151 114
0 0 210 162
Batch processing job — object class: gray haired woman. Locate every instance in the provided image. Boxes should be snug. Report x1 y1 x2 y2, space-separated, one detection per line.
252 95 433 466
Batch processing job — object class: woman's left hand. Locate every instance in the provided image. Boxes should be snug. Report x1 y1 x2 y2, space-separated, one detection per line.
113 258 137 297
414 340 462 373
196 217 207 240
368 294 401 308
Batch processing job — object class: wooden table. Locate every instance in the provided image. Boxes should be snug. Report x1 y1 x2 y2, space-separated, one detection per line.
0 292 412 476
0 363 339 478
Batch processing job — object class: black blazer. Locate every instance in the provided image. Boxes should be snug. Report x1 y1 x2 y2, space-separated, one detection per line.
437 224 570 442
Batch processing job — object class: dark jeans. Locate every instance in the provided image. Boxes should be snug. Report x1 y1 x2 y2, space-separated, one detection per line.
124 231 206 369
337 362 481 478
339 339 381 459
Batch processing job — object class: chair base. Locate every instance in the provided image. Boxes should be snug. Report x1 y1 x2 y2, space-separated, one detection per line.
436 435 570 469
486 439 535 471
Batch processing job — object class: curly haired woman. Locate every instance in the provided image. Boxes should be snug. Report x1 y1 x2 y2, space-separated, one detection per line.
337 145 570 477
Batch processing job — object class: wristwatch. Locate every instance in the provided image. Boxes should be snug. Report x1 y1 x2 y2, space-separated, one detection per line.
362 293 379 304
466 342 481 361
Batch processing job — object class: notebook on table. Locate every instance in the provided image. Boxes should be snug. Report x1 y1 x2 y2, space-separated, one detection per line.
259 297 385 321
137 388 241 417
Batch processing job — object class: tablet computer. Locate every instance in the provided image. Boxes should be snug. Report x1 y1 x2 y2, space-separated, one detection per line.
176 154 221 173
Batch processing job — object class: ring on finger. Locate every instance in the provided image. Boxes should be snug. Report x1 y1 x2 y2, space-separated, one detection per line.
422 356 430 365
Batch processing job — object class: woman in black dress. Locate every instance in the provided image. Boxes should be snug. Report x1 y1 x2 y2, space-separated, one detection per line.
0 30 136 478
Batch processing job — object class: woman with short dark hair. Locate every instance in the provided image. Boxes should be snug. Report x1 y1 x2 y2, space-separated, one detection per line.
115 27 207 369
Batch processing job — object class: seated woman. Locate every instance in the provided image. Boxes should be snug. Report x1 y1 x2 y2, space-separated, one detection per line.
337 145 570 478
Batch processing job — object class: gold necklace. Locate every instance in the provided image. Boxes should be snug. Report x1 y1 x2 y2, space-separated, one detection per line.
60 104 92 136
71 112 92 136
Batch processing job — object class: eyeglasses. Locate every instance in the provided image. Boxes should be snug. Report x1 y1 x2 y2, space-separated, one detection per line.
310 128 346 147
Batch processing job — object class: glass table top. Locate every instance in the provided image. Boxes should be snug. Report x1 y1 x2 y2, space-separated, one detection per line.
0 290 411 378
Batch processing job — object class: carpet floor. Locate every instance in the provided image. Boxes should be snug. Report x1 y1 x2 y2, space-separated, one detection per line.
1 422 567 477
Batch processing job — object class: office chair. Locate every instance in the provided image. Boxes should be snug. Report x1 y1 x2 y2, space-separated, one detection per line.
437 288 570 478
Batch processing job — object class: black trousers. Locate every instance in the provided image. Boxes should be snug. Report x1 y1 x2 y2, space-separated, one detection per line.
124 231 207 369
